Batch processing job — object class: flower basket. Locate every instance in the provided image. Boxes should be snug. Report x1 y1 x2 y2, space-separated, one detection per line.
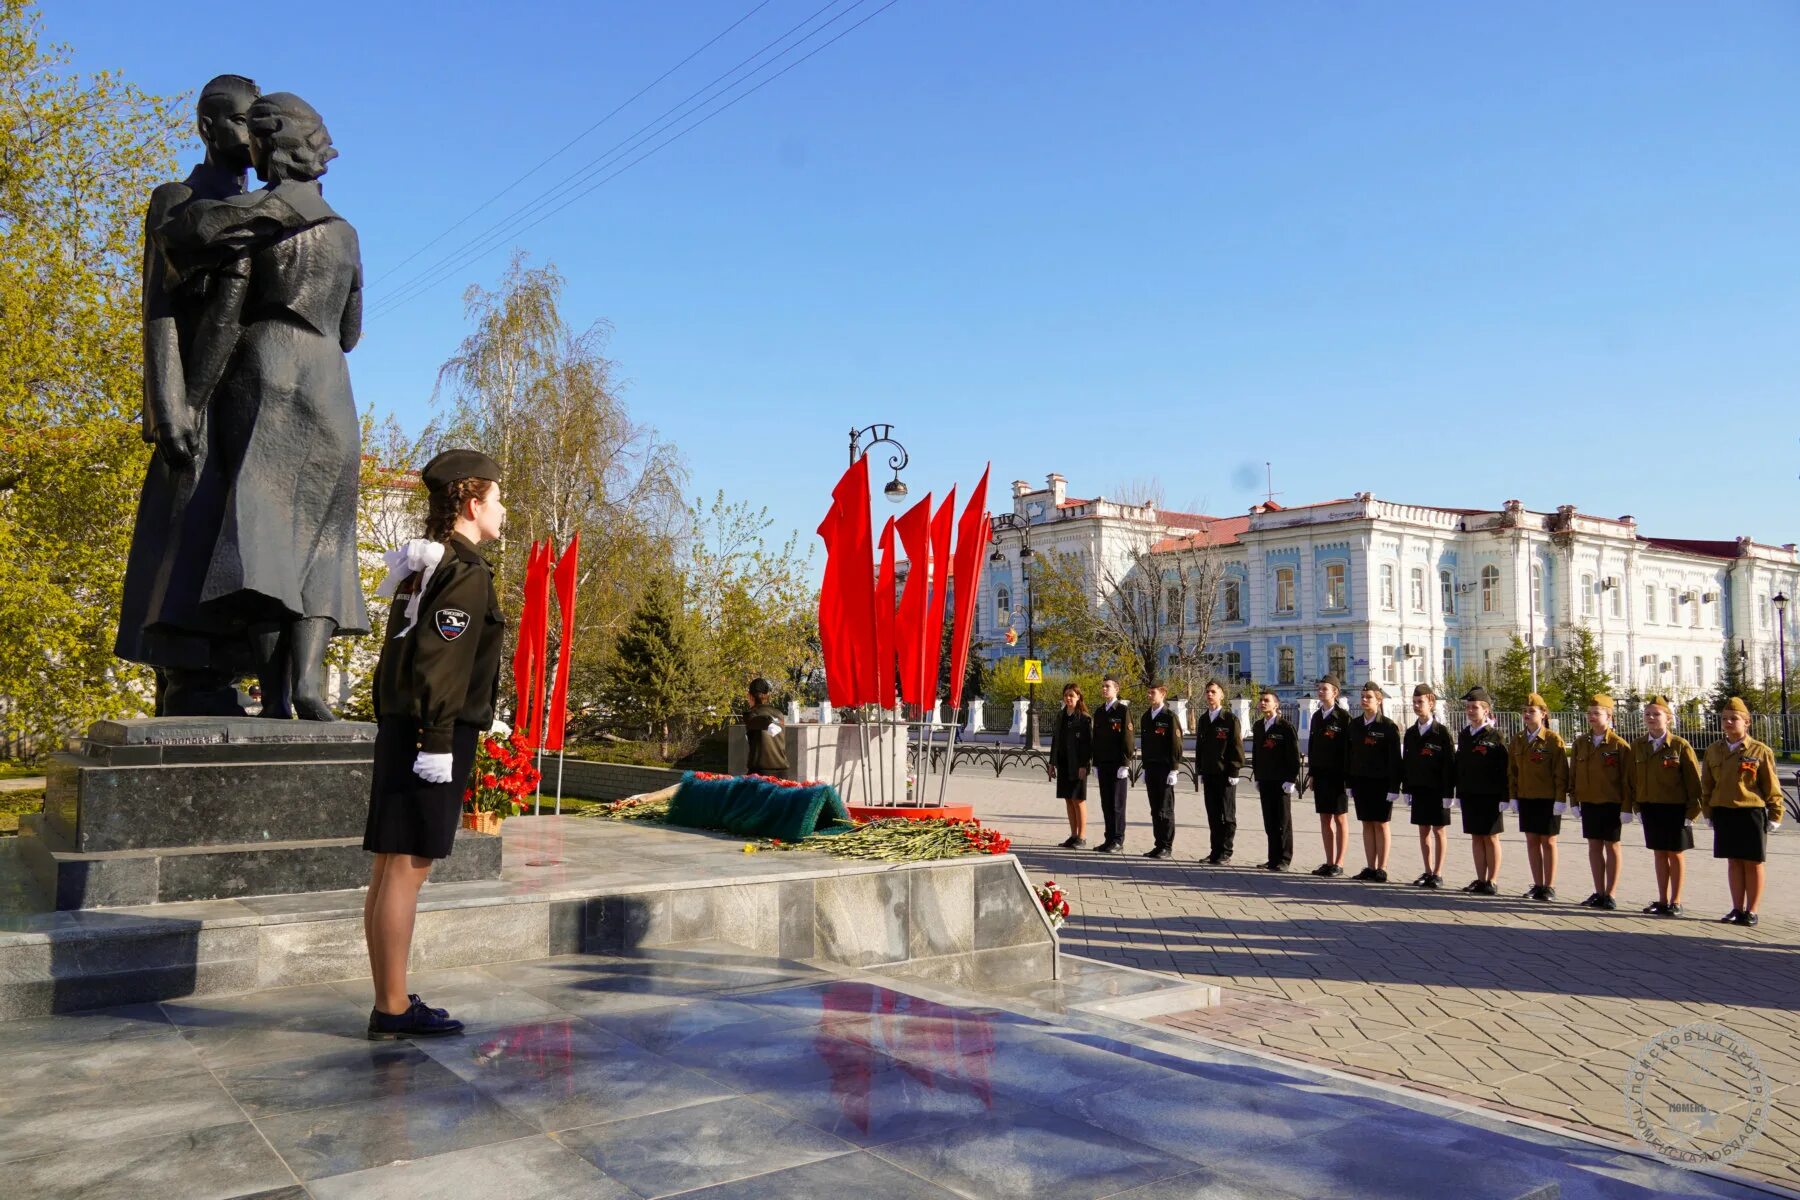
463 728 541 828
462 809 502 836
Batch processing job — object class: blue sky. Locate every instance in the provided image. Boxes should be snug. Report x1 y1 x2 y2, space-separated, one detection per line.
51 1 1799 554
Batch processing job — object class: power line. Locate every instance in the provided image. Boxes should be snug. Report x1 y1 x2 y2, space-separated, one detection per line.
368 0 902 320
368 0 775 289
368 0 870 317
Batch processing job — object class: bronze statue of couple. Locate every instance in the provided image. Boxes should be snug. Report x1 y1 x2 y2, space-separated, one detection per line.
117 75 368 720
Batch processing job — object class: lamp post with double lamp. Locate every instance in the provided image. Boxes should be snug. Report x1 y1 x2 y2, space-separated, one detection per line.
1775 592 1790 755
847 424 911 502
989 513 1039 748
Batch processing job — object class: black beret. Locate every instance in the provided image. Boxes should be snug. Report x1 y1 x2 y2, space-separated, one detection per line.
421 449 500 492
1412 683 1434 699
1462 686 1491 705
1361 680 1385 696
1317 674 1341 690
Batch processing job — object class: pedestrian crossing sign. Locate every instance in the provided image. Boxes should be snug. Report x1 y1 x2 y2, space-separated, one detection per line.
1023 659 1044 683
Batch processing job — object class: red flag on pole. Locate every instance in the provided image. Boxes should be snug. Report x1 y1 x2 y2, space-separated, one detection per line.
527 542 552 745
512 541 544 743
816 457 877 707
920 488 955 710
947 465 991 708
873 517 897 710
543 533 580 752
513 540 553 747
893 493 933 708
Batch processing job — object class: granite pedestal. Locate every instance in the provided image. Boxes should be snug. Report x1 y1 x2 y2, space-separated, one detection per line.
18 718 500 909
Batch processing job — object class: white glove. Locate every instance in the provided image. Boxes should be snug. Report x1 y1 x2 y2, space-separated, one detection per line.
1386 792 1401 805
1281 781 1295 795
1621 811 1634 825
1227 777 1240 790
1771 822 1782 834
1166 771 1178 787
413 751 454 784
1116 766 1128 780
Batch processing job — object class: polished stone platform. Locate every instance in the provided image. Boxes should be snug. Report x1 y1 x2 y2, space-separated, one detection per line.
0 939 1779 1200
21 718 500 908
0 817 1094 1020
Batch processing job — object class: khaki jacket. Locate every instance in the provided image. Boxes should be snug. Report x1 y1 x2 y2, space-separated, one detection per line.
1506 726 1567 802
1569 726 1632 809
1700 736 1783 822
1630 734 1702 820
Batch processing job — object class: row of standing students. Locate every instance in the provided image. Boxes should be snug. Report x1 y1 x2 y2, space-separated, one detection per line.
1047 675 1785 928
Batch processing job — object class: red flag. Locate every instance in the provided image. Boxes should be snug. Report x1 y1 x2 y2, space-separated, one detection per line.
527 542 553 744
873 518 897 710
947 466 991 707
817 457 877 707
543 533 581 752
512 541 544 741
893 494 933 708
920 488 955 709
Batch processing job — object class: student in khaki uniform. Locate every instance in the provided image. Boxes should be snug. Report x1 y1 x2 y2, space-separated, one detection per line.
1630 694 1702 918
1569 693 1633 911
1508 693 1568 902
1701 697 1785 927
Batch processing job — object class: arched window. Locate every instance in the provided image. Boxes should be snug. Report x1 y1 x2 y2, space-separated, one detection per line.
1274 567 1296 614
1380 563 1396 610
995 587 1010 625
1409 567 1426 612
1278 646 1296 685
1323 562 1347 611
1531 563 1543 613
1581 573 1595 617
1440 570 1454 616
1480 565 1500 612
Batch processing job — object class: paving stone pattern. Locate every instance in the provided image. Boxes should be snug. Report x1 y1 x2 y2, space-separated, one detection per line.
949 772 1800 1192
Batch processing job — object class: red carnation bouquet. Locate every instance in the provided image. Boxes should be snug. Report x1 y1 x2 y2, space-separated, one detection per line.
464 730 541 818
1036 879 1071 929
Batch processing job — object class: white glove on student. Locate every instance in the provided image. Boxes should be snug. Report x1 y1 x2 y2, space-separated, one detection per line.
1385 792 1401 805
1166 771 1178 787
1116 766 1128 780
1281 781 1295 795
413 751 454 784
1553 801 1568 816
1770 822 1782 834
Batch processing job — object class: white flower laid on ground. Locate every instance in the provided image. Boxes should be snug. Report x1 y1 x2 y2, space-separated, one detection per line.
1037 879 1071 929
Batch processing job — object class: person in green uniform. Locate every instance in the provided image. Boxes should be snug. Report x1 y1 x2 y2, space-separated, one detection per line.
363 449 507 1039
744 677 789 778
1630 694 1701 917
1701 697 1784 927
1508 693 1568 901
1570 693 1633 911
1048 681 1094 848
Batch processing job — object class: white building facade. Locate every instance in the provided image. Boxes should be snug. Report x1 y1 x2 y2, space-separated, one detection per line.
981 477 1799 707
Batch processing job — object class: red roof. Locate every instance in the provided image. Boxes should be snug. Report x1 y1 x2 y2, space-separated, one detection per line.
1152 514 1253 551
1640 537 1740 560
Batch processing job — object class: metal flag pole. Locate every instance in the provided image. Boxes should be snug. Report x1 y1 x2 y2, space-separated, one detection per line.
936 716 958 807
554 745 566 816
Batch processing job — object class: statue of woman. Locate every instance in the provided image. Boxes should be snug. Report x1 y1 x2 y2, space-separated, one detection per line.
154 92 368 719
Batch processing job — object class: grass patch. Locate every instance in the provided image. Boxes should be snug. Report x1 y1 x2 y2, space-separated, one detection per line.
0 762 43 781
0 788 44 836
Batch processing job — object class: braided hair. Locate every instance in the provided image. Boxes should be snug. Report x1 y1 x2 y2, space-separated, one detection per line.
425 477 494 546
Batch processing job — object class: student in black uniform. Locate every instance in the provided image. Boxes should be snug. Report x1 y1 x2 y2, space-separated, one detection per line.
1193 679 1244 864
363 449 507 1040
1250 689 1300 870
1402 683 1456 888
1306 675 1352 877
1454 687 1509 896
1139 682 1184 859
1048 682 1094 849
744 678 789 777
1346 681 1403 882
1088 675 1134 852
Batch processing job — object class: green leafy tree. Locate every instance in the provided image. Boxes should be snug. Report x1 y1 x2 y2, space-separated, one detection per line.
1551 626 1612 708
0 1 184 753
603 573 693 758
1489 636 1564 713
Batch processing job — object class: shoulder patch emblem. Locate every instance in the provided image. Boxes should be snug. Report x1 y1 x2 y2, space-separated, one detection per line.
435 608 471 641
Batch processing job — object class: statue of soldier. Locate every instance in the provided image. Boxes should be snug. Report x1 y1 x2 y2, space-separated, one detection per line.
115 73 262 716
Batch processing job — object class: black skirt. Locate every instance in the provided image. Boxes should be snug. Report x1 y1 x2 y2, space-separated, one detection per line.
1409 791 1451 827
1351 781 1392 824
363 718 479 860
1517 798 1562 837
1579 801 1623 843
1312 774 1348 815
1055 769 1088 801
1639 804 1694 853
1711 807 1769 863
1461 795 1504 836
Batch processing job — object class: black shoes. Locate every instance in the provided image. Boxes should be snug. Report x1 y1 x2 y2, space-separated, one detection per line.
1528 886 1556 902
1311 863 1345 877
1597 895 1618 911
1737 911 1759 927
1524 885 1544 901
1664 903 1683 918
1462 880 1483 894
1470 880 1498 896
369 998 464 1040
1353 867 1379 882
1058 836 1090 850
1094 841 1121 853
1262 861 1288 872
1411 873 1432 887
1145 846 1171 860
1422 875 1443 889
1580 893 1604 909
1367 868 1389 883
1719 908 1742 924
1642 901 1667 915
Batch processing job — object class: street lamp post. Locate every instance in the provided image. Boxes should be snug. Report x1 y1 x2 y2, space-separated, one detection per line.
1775 592 1791 754
848 424 911 502
990 514 1039 748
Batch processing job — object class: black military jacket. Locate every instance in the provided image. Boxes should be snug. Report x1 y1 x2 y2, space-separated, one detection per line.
1050 709 1093 774
1090 700 1135 764
1193 707 1245 777
746 704 789 776
1307 705 1351 778
1139 705 1185 767
1455 723 1509 799
1251 715 1301 784
1402 719 1458 794
1345 713 1403 791
374 533 505 754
